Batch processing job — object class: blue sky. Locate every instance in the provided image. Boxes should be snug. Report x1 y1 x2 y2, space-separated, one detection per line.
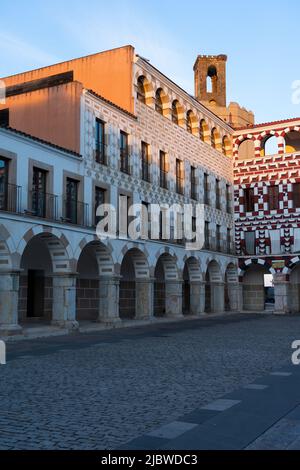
1 0 299 123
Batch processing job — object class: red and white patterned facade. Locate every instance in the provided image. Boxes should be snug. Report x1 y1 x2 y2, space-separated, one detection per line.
233 118 300 293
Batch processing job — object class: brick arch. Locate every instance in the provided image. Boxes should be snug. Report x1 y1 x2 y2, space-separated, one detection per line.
118 244 150 279
280 126 300 137
233 134 256 157
206 259 222 282
183 256 202 282
18 226 74 273
257 130 280 141
283 256 300 275
76 238 115 277
224 262 238 283
154 248 179 281
135 71 154 106
0 224 15 270
239 258 275 277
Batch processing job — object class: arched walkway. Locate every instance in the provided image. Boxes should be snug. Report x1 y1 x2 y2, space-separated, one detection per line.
205 260 223 313
119 248 150 320
18 231 72 325
76 241 114 322
242 264 273 311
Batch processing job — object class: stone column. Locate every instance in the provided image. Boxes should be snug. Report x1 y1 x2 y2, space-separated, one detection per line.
226 282 242 312
211 282 225 313
190 281 206 315
52 273 78 330
135 278 154 320
274 274 290 314
0 270 22 335
98 276 121 323
165 280 183 317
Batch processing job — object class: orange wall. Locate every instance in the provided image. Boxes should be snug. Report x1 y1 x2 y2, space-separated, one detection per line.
1 81 82 153
2 45 134 115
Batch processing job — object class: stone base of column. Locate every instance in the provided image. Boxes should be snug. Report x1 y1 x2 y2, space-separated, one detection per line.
274 276 290 315
0 324 23 336
190 282 206 316
165 280 183 318
51 319 79 331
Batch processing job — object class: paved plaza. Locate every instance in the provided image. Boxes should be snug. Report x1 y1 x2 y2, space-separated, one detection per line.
1 313 300 450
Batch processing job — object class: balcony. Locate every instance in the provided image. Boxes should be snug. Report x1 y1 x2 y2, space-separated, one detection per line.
120 150 130 175
63 198 89 227
95 144 107 165
142 161 151 183
160 170 168 190
29 190 58 220
0 183 21 213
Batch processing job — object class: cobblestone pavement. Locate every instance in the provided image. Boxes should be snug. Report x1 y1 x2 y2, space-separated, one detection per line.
0 313 300 450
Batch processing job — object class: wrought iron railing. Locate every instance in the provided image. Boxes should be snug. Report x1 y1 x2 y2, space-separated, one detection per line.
63 198 89 227
29 190 58 220
0 183 21 213
120 150 130 174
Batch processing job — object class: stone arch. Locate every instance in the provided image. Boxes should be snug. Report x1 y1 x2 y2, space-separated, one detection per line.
241 261 274 311
155 87 169 117
283 129 300 153
222 135 231 156
119 247 150 320
186 110 198 136
205 259 223 313
211 127 222 151
200 119 210 143
237 137 255 160
260 134 279 156
75 240 115 322
135 74 154 106
0 224 14 270
18 226 73 274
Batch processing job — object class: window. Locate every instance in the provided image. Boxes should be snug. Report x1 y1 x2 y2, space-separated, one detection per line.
32 167 47 218
244 231 255 255
176 159 184 195
171 100 179 124
204 173 209 205
216 225 221 252
137 76 146 103
155 88 163 115
204 221 210 249
244 187 255 212
0 157 8 211
200 120 206 142
227 228 231 253
159 151 168 189
226 184 231 213
216 179 221 210
95 119 106 165
141 142 150 182
66 178 79 224
186 111 193 134
268 185 279 211
120 131 130 174
293 183 300 208
211 128 218 149
190 166 197 200
95 187 106 226
0 109 9 127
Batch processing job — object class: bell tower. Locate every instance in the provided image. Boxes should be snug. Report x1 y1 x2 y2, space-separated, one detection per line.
194 54 227 108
